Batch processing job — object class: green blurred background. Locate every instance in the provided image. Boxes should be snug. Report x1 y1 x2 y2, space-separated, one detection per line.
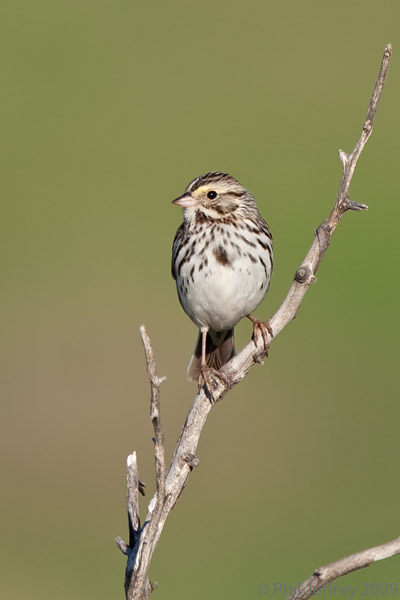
1 1 399 598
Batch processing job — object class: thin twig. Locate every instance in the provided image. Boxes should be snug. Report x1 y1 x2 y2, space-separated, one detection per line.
139 325 166 498
117 44 393 600
115 452 147 596
126 452 141 547
287 536 400 600
222 42 392 381
115 451 141 556
331 42 392 221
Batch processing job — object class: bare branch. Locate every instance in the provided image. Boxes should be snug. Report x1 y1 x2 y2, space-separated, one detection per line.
287 536 400 600
117 328 167 600
115 451 141 556
117 44 393 599
335 43 391 211
222 42 392 380
139 325 166 499
126 452 141 546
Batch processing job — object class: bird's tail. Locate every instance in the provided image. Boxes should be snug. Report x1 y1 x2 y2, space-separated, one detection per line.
187 329 235 382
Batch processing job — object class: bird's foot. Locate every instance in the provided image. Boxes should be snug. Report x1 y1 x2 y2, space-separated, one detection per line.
199 366 230 404
247 315 273 360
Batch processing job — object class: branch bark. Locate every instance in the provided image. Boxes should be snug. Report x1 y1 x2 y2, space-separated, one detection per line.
116 44 393 599
287 536 400 600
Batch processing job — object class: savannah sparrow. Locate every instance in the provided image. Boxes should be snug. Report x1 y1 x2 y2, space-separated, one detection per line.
172 172 273 390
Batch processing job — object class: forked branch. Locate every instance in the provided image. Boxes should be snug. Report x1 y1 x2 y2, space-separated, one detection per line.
116 44 393 599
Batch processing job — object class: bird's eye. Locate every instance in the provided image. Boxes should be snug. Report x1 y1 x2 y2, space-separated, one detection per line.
207 190 217 199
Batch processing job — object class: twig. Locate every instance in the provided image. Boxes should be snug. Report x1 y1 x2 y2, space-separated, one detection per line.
139 325 166 499
115 329 167 600
115 451 147 595
287 536 400 600
223 42 392 381
117 44 393 599
126 452 141 547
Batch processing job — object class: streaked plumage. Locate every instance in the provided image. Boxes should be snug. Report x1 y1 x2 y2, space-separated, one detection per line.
172 172 273 385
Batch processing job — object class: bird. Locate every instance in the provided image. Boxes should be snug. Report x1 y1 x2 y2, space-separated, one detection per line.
171 172 273 395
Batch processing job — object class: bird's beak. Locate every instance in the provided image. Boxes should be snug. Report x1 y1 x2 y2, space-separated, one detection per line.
172 193 198 208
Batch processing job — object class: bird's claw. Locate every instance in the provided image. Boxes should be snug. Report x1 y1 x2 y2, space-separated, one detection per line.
247 316 273 358
199 366 230 403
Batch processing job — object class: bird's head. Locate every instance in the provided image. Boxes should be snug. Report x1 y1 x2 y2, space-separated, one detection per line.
172 172 255 221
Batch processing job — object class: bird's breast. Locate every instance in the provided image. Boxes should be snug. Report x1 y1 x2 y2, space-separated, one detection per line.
175 229 272 331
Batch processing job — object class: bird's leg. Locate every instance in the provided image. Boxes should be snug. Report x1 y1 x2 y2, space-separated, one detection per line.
199 327 230 403
200 327 208 371
247 315 273 359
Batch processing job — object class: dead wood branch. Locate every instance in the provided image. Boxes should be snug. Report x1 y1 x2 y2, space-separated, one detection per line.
116 44 393 600
287 535 400 600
